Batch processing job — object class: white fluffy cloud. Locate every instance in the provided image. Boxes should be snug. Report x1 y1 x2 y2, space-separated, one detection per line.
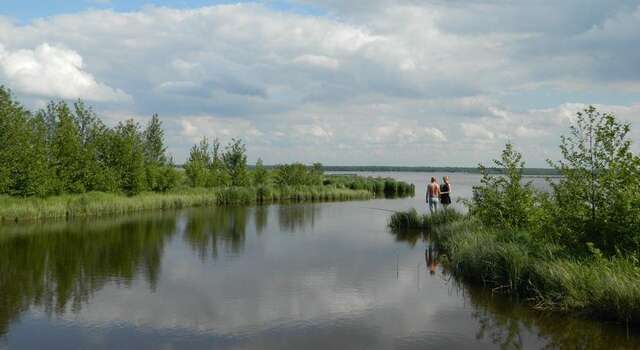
0 2 638 166
0 43 129 102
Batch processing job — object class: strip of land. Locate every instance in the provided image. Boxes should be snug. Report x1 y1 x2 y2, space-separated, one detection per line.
389 209 640 323
0 176 414 222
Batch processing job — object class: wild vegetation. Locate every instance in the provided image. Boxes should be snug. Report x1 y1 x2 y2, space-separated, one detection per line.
389 106 640 323
0 87 413 221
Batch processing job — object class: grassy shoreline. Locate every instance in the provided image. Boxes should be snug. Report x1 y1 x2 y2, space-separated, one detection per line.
0 186 376 223
389 210 640 323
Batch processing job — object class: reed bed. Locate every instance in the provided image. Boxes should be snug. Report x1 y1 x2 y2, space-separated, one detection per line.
0 186 372 222
388 208 464 231
388 210 640 322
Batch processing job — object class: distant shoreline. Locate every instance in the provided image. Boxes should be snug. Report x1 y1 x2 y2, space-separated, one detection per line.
174 164 562 176
318 166 560 176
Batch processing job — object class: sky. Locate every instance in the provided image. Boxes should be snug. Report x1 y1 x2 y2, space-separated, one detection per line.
1 0 639 166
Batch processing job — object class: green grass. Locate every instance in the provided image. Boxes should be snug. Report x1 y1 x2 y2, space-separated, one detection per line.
388 210 640 323
0 185 373 222
388 208 464 231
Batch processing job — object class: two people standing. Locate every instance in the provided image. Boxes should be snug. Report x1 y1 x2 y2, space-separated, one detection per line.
426 176 452 213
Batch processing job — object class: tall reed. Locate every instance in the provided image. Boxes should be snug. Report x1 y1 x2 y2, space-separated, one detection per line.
0 186 372 222
388 209 640 322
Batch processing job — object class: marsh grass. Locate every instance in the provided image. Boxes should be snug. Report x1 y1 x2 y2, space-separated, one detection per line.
0 186 372 222
388 208 464 231
388 209 640 322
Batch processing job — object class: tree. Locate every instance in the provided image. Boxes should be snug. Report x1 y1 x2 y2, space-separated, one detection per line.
208 138 229 187
0 87 29 194
274 163 311 186
111 119 146 195
0 87 53 196
184 137 212 187
550 106 640 253
467 143 536 229
310 162 324 186
71 100 110 192
223 138 249 186
51 102 85 193
142 114 167 165
142 114 177 191
253 158 269 186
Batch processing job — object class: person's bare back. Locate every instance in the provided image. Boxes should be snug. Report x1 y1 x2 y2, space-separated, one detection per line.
427 182 440 198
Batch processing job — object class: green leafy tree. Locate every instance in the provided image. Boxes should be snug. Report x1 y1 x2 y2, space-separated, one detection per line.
208 138 229 187
142 114 177 192
71 101 110 192
549 106 640 253
253 158 269 186
0 87 29 194
0 88 53 196
310 162 324 186
184 137 212 187
51 102 85 193
467 143 536 229
19 116 54 196
274 163 312 186
223 138 249 186
142 114 167 165
111 119 147 195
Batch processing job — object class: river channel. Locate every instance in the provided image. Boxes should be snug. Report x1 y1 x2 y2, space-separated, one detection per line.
1 172 638 349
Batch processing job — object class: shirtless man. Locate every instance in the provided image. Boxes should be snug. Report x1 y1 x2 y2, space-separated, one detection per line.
426 177 440 214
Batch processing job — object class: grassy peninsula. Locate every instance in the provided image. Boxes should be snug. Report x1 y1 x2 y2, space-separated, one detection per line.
389 106 640 323
0 87 414 222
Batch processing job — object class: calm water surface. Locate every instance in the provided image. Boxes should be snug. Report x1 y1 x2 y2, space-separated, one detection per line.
1 173 638 349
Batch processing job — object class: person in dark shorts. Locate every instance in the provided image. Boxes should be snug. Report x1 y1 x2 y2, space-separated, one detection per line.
439 176 452 209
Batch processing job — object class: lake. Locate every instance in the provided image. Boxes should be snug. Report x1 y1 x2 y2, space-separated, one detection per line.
1 172 638 349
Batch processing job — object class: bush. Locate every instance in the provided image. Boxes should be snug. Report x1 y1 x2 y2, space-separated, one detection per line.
549 106 640 254
465 143 538 230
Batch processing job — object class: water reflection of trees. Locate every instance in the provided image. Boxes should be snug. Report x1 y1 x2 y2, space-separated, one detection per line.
278 204 319 233
183 207 251 260
465 284 640 349
0 203 326 339
0 213 177 337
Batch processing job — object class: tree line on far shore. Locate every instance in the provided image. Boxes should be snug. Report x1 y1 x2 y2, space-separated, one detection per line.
0 87 328 198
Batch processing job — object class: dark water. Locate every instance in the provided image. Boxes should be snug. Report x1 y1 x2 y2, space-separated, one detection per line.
1 173 638 349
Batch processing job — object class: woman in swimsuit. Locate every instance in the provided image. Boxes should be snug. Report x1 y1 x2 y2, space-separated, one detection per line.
440 176 452 209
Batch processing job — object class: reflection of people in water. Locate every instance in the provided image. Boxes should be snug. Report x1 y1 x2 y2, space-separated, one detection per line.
425 243 438 275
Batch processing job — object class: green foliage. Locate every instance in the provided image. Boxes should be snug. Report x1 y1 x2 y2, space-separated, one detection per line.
50 102 86 193
252 158 269 186
466 143 537 230
0 88 53 197
184 138 212 187
142 114 177 192
0 187 372 222
223 138 250 186
388 208 464 231
274 163 317 186
110 120 147 195
549 106 640 253
323 175 414 197
184 138 229 188
142 114 167 165
309 162 324 186
426 217 640 322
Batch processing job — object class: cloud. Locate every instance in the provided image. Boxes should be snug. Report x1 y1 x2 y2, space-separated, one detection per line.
0 43 130 102
293 55 340 70
179 115 264 144
0 2 639 166
461 123 495 140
